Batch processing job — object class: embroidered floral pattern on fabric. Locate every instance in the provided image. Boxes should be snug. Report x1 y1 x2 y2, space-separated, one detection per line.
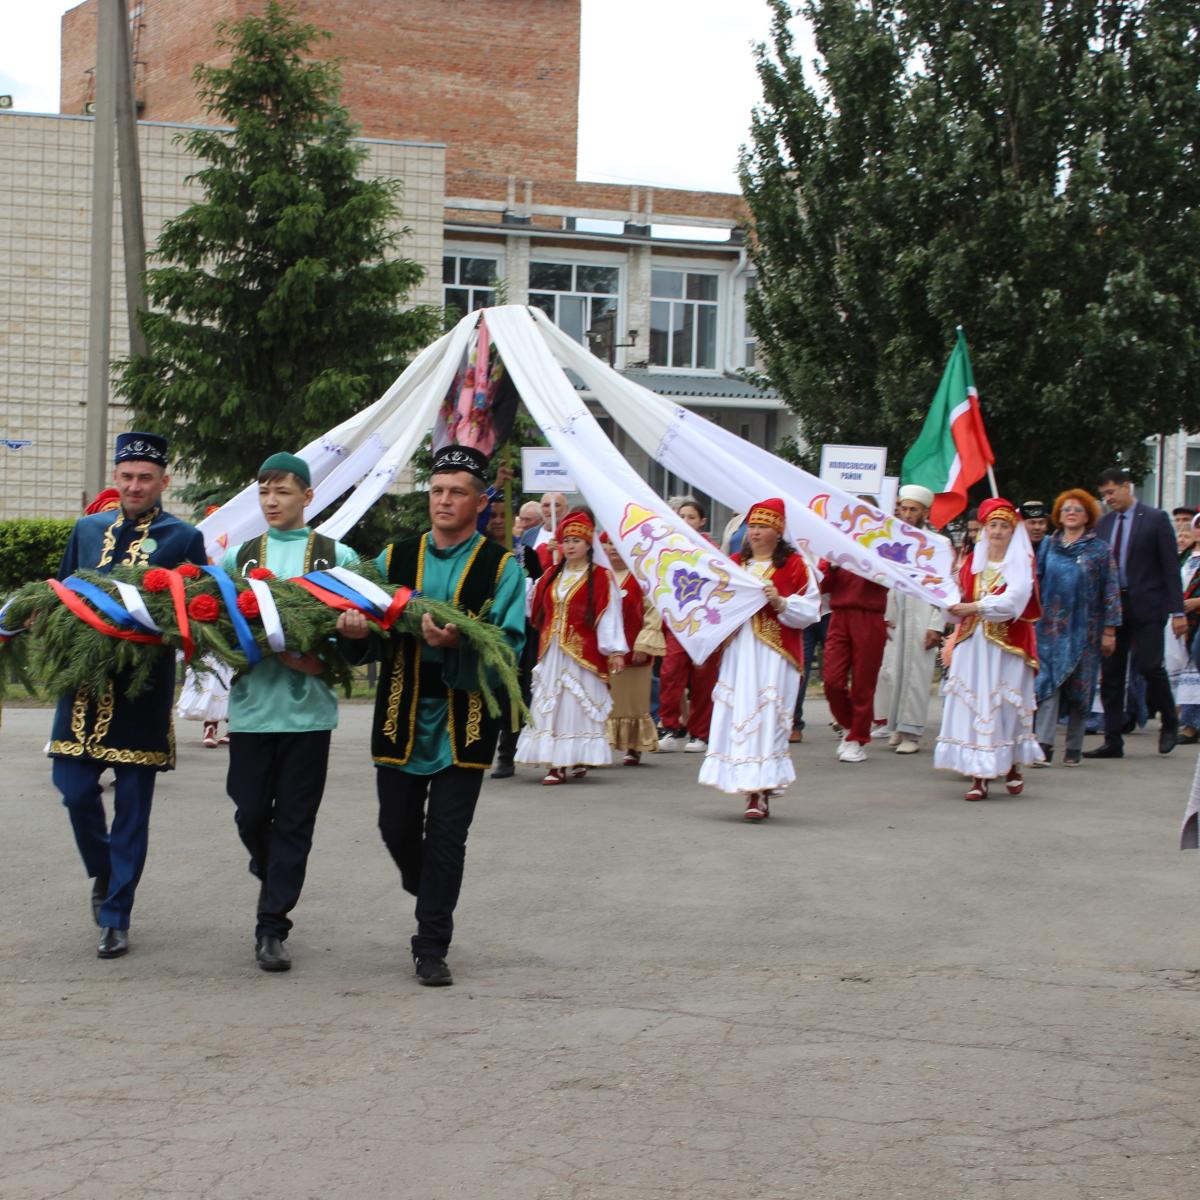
619 502 737 640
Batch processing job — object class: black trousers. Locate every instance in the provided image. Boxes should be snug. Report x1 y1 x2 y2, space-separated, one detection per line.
1099 605 1177 742
226 730 331 939
376 765 483 960
495 621 537 764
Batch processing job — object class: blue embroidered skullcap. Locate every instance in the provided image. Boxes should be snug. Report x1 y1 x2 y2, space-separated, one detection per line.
114 432 169 467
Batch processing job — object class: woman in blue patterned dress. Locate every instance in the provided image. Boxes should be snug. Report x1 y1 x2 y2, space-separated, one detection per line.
1033 489 1122 765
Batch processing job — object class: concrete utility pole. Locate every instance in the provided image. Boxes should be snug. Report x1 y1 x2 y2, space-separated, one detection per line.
84 0 148 504
115 2 147 360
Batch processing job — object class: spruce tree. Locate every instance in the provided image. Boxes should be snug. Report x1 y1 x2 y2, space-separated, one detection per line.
741 1 1200 499
115 2 439 494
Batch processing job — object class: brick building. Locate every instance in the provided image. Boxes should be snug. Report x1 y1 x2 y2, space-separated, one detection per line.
0 0 786 521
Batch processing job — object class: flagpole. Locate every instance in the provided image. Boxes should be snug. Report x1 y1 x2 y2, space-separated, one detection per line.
986 464 998 497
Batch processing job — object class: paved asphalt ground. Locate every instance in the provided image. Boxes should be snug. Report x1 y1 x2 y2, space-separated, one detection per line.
3 697 1200 1200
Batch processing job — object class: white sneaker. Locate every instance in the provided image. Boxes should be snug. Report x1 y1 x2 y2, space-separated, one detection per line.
840 740 867 763
894 738 919 754
887 731 903 747
871 725 893 740
684 738 707 754
658 733 682 752
836 736 849 760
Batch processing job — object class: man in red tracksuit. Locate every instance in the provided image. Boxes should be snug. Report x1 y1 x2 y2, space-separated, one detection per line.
820 561 888 763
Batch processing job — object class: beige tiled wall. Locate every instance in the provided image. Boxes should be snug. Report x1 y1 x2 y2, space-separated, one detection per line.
0 113 444 519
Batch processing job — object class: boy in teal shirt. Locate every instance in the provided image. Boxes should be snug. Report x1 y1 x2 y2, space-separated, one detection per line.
222 453 357 972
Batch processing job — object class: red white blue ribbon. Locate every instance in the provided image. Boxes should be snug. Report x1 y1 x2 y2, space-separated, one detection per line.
200 565 263 667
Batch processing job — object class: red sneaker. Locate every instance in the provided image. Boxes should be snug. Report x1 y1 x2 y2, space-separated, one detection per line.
744 793 769 821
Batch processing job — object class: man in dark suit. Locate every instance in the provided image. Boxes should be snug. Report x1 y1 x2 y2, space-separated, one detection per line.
1084 467 1187 758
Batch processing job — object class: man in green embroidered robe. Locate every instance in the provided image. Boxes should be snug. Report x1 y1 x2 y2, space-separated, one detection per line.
338 445 525 987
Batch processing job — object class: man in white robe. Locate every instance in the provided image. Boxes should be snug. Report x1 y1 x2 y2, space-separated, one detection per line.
874 485 945 754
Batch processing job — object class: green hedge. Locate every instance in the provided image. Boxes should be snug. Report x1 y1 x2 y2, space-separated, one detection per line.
0 519 74 593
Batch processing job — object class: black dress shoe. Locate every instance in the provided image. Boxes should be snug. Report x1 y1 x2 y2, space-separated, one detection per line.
1082 741 1124 759
1159 728 1178 755
490 760 515 779
97 927 128 958
255 935 291 972
415 956 453 986
91 875 109 926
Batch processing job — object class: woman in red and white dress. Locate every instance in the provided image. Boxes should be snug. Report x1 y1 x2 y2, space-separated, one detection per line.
516 511 628 784
699 497 820 820
936 497 1043 800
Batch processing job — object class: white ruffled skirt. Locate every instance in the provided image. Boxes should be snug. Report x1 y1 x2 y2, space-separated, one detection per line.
934 634 1043 778
699 623 800 795
175 655 233 722
515 640 614 768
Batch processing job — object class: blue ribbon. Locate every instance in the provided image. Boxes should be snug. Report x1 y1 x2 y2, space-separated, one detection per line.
302 571 385 617
62 575 157 634
201 565 263 667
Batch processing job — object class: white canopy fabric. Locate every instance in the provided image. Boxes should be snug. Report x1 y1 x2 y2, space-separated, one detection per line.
526 308 958 607
197 305 959 663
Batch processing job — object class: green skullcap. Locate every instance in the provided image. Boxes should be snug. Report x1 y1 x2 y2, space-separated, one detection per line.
258 452 311 486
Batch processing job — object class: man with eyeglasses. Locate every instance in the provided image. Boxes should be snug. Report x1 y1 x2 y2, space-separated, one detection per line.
1084 467 1185 758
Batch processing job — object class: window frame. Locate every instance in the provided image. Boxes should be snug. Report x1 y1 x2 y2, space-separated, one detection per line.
442 245 504 318
526 252 624 363
647 259 726 375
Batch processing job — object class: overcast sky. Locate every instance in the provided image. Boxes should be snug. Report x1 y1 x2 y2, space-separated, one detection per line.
0 0 812 195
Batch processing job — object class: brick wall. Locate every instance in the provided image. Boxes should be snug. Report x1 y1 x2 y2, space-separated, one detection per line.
61 0 581 185
59 1 745 224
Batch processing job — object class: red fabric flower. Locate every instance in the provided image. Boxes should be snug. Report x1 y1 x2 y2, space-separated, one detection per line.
187 593 220 623
236 590 260 619
248 567 275 581
143 568 172 592
176 563 202 579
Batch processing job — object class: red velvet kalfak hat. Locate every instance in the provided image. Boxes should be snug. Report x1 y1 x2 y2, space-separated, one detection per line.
978 497 1018 525
746 497 786 534
556 510 595 543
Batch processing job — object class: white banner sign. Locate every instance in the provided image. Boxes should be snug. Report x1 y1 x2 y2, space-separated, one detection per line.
521 446 576 492
879 475 899 515
819 444 887 496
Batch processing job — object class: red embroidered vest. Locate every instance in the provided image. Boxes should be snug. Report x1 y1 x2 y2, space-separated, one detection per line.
532 564 614 679
954 554 1040 669
733 551 809 670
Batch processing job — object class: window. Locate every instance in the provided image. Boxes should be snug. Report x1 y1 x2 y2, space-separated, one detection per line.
1187 445 1200 508
650 269 719 370
742 282 758 369
528 261 619 358
443 255 498 317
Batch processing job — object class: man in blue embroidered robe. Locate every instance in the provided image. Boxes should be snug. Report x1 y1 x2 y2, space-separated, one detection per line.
338 444 525 987
49 433 206 958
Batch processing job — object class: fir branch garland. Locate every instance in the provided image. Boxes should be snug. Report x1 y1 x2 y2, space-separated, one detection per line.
0 562 521 721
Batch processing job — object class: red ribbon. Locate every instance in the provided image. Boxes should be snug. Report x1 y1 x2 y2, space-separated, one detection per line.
290 578 414 631
47 579 163 646
166 570 194 662
46 571 195 662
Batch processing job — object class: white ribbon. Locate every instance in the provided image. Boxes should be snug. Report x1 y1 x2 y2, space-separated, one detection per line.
111 580 162 634
323 566 397 613
248 578 286 652
0 599 25 638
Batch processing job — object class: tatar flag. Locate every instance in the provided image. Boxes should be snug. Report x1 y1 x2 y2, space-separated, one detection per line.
900 328 994 527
